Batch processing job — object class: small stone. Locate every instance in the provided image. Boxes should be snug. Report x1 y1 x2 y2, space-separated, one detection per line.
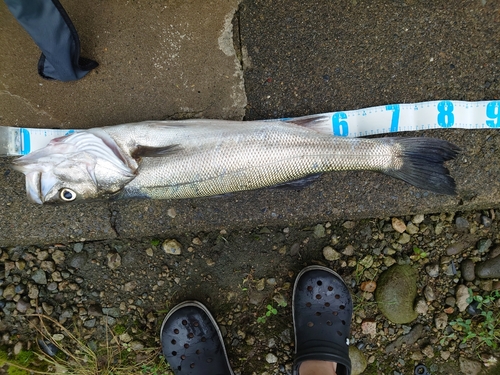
398 233 411 244
459 357 482 375
52 334 65 341
313 224 326 238
360 281 376 293
119 332 133 343
68 253 87 268
435 312 448 330
414 298 428 315
52 249 66 264
475 255 500 279
28 284 39 299
481 215 492 227
107 252 121 270
422 345 434 358
359 255 374 268
123 281 137 292
456 285 470 312
461 259 476 281
323 246 341 261
445 296 456 307
191 237 202 246
73 243 84 253
42 302 54 315
446 242 469 256
392 218 406 233
32 269 47 285
145 248 154 257
477 239 492 253
167 208 177 218
383 257 396 267
265 353 278 364
162 239 182 255
406 222 419 235
84 319 96 328
290 243 300 256
40 261 55 273
205 258 215 266
88 304 103 316
266 278 276 286
361 319 376 337
3 284 16 300
425 262 440 278
13 342 23 355
441 351 451 360
455 216 470 230
343 221 355 229
343 245 355 256
129 341 144 351
423 285 436 301
412 214 425 224
16 299 30 313
489 246 500 259
255 278 265 291
349 346 368 375
435 222 444 235
102 307 121 318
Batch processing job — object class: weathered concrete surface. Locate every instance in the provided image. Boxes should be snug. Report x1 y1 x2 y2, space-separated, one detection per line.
1 0 500 247
0 0 245 127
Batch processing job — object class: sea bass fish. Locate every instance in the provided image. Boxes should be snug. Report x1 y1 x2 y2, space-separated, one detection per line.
12 119 459 204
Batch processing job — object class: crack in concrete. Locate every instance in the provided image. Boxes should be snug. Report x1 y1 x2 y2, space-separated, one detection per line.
0 89 55 121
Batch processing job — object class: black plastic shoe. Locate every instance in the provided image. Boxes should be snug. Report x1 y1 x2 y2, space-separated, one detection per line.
292 265 353 375
160 301 234 375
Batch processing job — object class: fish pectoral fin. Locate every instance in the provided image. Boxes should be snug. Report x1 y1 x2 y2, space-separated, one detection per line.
132 144 183 158
269 173 322 190
284 115 330 132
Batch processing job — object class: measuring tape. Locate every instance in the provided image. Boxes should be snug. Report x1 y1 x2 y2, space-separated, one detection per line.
0 99 498 156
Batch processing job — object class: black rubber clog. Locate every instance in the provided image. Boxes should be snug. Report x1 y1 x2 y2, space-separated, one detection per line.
292 265 353 375
160 301 234 375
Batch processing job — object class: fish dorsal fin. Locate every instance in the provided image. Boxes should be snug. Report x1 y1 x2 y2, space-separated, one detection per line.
132 144 182 158
283 115 330 132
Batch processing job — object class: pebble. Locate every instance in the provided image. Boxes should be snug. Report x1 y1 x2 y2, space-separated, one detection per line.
422 345 434 358
16 299 30 313
51 249 66 264
361 319 377 337
73 243 84 253
475 255 500 278
456 285 470 312
391 218 406 233
360 281 376 293
313 224 326 238
477 239 492 253
412 214 425 224
425 262 440 278
414 298 428 315
13 342 22 356
435 312 448 330
398 233 411 244
349 346 367 375
323 246 341 261
406 222 419 234
3 284 16 300
167 208 177 218
145 248 154 257
441 351 451 360
32 269 47 285
461 259 476 281
290 243 300 256
455 217 470 230
359 255 374 268
68 253 87 269
107 252 122 270
265 353 278 364
102 307 121 318
459 357 482 375
446 242 469 256
385 324 423 353
423 285 436 301
84 319 96 328
343 221 355 229
343 245 355 256
129 341 144 351
162 239 182 255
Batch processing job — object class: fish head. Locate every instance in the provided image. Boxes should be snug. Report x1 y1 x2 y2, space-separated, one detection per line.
12 132 136 204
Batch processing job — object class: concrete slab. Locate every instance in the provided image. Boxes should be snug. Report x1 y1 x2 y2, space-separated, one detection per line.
0 0 246 128
1 0 500 247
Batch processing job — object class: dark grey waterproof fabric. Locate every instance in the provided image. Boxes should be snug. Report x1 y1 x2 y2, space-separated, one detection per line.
4 0 98 81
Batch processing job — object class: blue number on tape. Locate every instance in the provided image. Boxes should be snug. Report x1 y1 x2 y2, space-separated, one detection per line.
437 100 455 128
386 104 400 132
486 101 500 128
332 112 348 136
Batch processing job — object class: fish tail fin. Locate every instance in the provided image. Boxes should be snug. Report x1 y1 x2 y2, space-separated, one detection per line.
383 137 460 195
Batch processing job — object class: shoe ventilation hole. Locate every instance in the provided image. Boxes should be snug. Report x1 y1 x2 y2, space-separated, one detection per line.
182 320 188 325
325 302 330 307
328 286 333 291
317 280 323 286
172 351 177 356
174 328 179 334
315 312 321 316
184 343 190 348
307 286 313 291
333 311 338 316
177 366 181 370
188 333 194 338
307 322 314 327
181 355 186 360
335 294 340 299
340 305 345 310
327 321 332 326
316 294 322 299
342 320 346 325
193 321 199 327
190 363 195 369
207 358 213 363
171 339 176 345
201 337 207 342
337 331 342 336
196 349 201 354
306 302 312 307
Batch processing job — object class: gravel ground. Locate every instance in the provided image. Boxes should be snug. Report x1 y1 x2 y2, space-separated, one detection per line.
1 209 499 374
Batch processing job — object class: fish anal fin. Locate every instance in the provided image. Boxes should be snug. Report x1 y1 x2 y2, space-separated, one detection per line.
269 173 322 190
132 144 182 158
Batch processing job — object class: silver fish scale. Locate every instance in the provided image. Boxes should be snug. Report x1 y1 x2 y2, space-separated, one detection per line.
121 126 395 199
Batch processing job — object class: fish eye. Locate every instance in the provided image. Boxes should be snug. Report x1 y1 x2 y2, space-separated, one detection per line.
60 188 77 202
